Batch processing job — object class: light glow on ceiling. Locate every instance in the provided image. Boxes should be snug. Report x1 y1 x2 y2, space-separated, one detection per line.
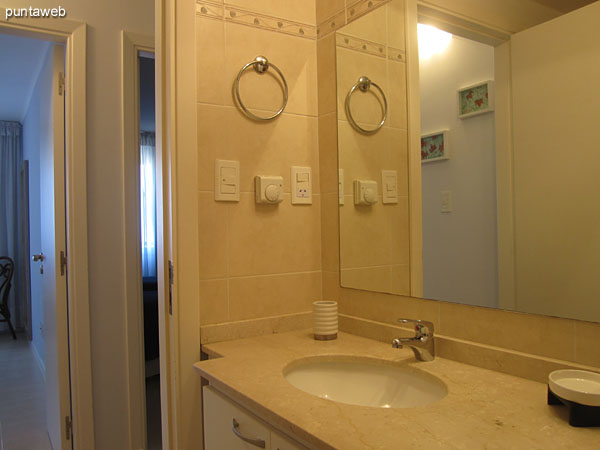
417 23 452 60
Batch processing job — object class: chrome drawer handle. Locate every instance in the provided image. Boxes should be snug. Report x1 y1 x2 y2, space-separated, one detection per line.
231 418 266 448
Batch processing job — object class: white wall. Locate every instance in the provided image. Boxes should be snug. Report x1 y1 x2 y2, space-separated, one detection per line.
510 1 600 321
22 43 52 367
419 34 498 307
2 1 154 448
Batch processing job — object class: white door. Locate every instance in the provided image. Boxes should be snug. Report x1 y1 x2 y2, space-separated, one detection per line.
510 2 600 320
40 44 71 450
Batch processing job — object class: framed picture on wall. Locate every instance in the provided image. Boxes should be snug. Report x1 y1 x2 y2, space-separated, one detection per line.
458 80 495 118
421 130 450 163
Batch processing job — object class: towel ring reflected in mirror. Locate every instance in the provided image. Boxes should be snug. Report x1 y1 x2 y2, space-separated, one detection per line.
345 76 388 135
234 55 288 121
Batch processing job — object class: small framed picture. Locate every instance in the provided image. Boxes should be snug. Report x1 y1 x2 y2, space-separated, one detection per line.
421 130 449 163
458 80 495 118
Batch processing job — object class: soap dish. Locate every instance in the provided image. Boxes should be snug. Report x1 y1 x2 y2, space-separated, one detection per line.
548 369 600 427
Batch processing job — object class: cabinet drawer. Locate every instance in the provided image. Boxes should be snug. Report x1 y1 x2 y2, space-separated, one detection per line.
271 431 306 450
203 385 271 450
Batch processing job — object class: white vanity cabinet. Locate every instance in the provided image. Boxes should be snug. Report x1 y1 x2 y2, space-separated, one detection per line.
203 386 306 450
271 430 306 450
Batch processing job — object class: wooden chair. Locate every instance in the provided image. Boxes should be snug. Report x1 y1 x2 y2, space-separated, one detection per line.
0 257 16 339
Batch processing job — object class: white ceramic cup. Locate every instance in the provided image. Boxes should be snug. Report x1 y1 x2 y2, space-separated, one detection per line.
313 300 338 340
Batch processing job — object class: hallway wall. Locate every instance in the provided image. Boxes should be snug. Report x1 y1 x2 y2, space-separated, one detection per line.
22 44 52 369
2 1 154 447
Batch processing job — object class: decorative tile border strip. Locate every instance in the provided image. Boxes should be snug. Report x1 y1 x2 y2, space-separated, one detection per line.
346 0 390 23
318 0 391 39
196 1 224 20
336 33 406 63
336 33 386 59
317 10 346 39
387 46 406 62
224 6 317 40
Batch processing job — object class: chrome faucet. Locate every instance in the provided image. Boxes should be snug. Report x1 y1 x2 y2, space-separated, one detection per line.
392 319 435 361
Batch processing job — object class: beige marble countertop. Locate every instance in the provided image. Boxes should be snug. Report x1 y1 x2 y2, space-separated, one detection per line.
194 330 600 449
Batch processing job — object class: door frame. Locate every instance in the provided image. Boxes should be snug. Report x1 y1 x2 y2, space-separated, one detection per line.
121 30 156 450
18 160 32 341
0 10 94 450
155 0 201 448
409 2 515 307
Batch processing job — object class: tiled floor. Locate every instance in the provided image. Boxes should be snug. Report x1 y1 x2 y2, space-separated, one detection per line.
0 333 52 450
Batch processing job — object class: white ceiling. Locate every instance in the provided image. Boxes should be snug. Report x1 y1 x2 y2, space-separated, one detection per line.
531 0 596 13
0 33 50 122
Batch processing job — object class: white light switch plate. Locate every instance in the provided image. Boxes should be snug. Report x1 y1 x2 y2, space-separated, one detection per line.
381 170 398 204
441 190 453 212
291 166 312 204
215 159 240 202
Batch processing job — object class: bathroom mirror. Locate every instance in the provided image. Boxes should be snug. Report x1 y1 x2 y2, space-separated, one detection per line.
335 0 600 323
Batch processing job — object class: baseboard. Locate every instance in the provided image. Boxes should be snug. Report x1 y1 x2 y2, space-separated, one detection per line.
200 312 312 345
338 314 600 383
30 342 46 382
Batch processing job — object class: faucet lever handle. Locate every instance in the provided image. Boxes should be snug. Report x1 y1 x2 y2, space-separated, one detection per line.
397 318 434 339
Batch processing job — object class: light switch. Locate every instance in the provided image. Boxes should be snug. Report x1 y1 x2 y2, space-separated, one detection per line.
381 170 398 204
338 169 345 205
296 172 309 182
291 166 312 204
215 160 240 202
441 190 453 213
220 167 237 194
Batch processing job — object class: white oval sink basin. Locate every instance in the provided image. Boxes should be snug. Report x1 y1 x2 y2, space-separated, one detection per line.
283 357 447 408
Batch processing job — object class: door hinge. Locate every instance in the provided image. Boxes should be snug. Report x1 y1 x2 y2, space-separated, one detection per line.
168 260 174 315
60 250 67 276
65 415 72 440
58 72 65 96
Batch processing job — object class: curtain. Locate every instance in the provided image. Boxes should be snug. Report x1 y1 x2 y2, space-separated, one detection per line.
140 132 157 278
0 121 23 330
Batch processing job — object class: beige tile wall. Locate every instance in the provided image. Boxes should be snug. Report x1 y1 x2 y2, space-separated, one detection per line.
315 0 392 38
195 0 600 371
334 0 410 295
333 290 600 369
196 0 322 326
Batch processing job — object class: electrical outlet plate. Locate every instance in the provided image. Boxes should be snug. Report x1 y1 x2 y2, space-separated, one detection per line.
291 166 312 204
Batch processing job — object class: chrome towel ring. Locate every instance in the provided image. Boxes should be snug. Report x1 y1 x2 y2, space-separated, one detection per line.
345 76 388 135
234 55 288 121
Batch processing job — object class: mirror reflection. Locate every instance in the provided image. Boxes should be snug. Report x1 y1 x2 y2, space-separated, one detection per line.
336 0 600 323
336 0 411 296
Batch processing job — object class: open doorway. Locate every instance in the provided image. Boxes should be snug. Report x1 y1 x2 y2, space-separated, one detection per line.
138 51 161 450
417 24 499 308
0 32 72 450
